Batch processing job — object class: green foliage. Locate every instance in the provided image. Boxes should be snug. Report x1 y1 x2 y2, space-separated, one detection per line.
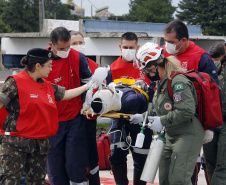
176 0 226 36
126 0 176 23
2 0 39 32
0 0 84 32
0 19 11 33
97 123 110 129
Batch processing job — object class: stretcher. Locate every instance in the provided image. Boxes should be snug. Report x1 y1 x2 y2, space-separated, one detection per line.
83 110 133 120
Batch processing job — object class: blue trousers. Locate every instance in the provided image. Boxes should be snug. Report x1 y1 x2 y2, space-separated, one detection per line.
86 118 99 173
109 118 153 170
47 114 89 185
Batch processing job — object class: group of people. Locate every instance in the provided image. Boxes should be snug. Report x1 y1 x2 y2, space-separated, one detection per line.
0 19 225 185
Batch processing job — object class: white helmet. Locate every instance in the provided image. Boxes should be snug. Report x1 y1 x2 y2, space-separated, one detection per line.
135 42 164 69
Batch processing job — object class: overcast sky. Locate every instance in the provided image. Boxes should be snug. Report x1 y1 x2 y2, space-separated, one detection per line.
61 0 180 17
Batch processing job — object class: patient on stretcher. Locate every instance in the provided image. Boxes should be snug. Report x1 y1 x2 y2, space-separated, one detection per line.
82 79 149 117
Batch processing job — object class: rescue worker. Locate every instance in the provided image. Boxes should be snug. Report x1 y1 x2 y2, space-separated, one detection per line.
102 32 152 185
70 31 99 74
70 30 100 185
105 32 150 85
45 27 94 185
203 42 226 184
132 42 205 185
0 48 98 185
84 79 153 185
162 20 219 184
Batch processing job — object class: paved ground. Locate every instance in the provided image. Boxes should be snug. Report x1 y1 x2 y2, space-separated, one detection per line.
99 153 208 185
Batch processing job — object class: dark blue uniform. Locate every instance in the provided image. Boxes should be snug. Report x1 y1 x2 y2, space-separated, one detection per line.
109 86 153 169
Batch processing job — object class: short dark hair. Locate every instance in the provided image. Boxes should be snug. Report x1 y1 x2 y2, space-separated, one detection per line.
164 20 189 40
50 27 71 45
69 30 84 38
121 32 138 44
209 43 225 58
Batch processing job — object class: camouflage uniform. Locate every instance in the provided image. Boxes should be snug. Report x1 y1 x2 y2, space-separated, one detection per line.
0 76 65 185
203 62 226 184
151 74 204 185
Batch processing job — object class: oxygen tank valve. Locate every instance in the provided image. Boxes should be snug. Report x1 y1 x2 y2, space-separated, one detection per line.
135 126 145 148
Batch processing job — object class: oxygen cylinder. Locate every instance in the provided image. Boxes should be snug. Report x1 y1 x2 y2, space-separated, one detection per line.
140 132 165 183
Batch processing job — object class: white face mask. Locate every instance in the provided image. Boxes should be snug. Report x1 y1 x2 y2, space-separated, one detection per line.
122 49 136 62
165 40 183 55
71 45 86 54
52 44 70 58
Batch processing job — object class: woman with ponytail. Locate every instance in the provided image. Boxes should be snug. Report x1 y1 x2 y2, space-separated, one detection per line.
0 48 97 185
130 42 204 185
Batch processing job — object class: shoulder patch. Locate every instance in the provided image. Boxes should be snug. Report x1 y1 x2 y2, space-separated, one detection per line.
174 93 183 102
174 83 183 90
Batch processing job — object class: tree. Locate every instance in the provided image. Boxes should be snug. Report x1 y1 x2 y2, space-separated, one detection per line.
0 19 11 33
176 0 226 36
126 0 176 23
2 0 39 32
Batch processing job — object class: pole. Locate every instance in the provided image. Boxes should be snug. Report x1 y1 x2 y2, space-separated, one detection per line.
42 0 45 20
91 5 92 19
39 0 43 32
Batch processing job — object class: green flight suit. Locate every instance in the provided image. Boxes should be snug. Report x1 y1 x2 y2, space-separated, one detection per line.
152 74 204 185
203 62 226 184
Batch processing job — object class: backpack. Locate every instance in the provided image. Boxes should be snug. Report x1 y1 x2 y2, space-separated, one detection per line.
168 70 223 130
96 132 111 170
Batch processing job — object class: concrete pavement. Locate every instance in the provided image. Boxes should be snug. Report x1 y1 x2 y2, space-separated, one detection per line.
99 153 208 185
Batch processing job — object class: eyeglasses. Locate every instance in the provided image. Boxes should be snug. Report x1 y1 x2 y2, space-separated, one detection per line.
142 66 156 75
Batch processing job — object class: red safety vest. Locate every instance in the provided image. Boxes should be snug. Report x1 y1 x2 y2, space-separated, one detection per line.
110 57 150 84
45 48 82 122
0 107 8 133
163 41 207 71
2 70 58 139
87 57 98 74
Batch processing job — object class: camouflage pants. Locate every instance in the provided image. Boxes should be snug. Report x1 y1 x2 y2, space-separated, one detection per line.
0 136 49 185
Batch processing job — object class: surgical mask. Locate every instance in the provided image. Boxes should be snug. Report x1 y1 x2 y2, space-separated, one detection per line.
165 40 183 55
122 49 136 62
71 45 85 54
52 44 70 58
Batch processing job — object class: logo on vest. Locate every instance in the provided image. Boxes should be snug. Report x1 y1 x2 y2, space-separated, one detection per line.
71 67 73 77
47 94 54 104
54 76 62 83
30 94 38 98
120 75 135 79
181 62 188 71
139 71 146 80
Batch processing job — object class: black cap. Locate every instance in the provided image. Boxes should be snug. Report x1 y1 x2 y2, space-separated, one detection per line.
27 48 53 60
